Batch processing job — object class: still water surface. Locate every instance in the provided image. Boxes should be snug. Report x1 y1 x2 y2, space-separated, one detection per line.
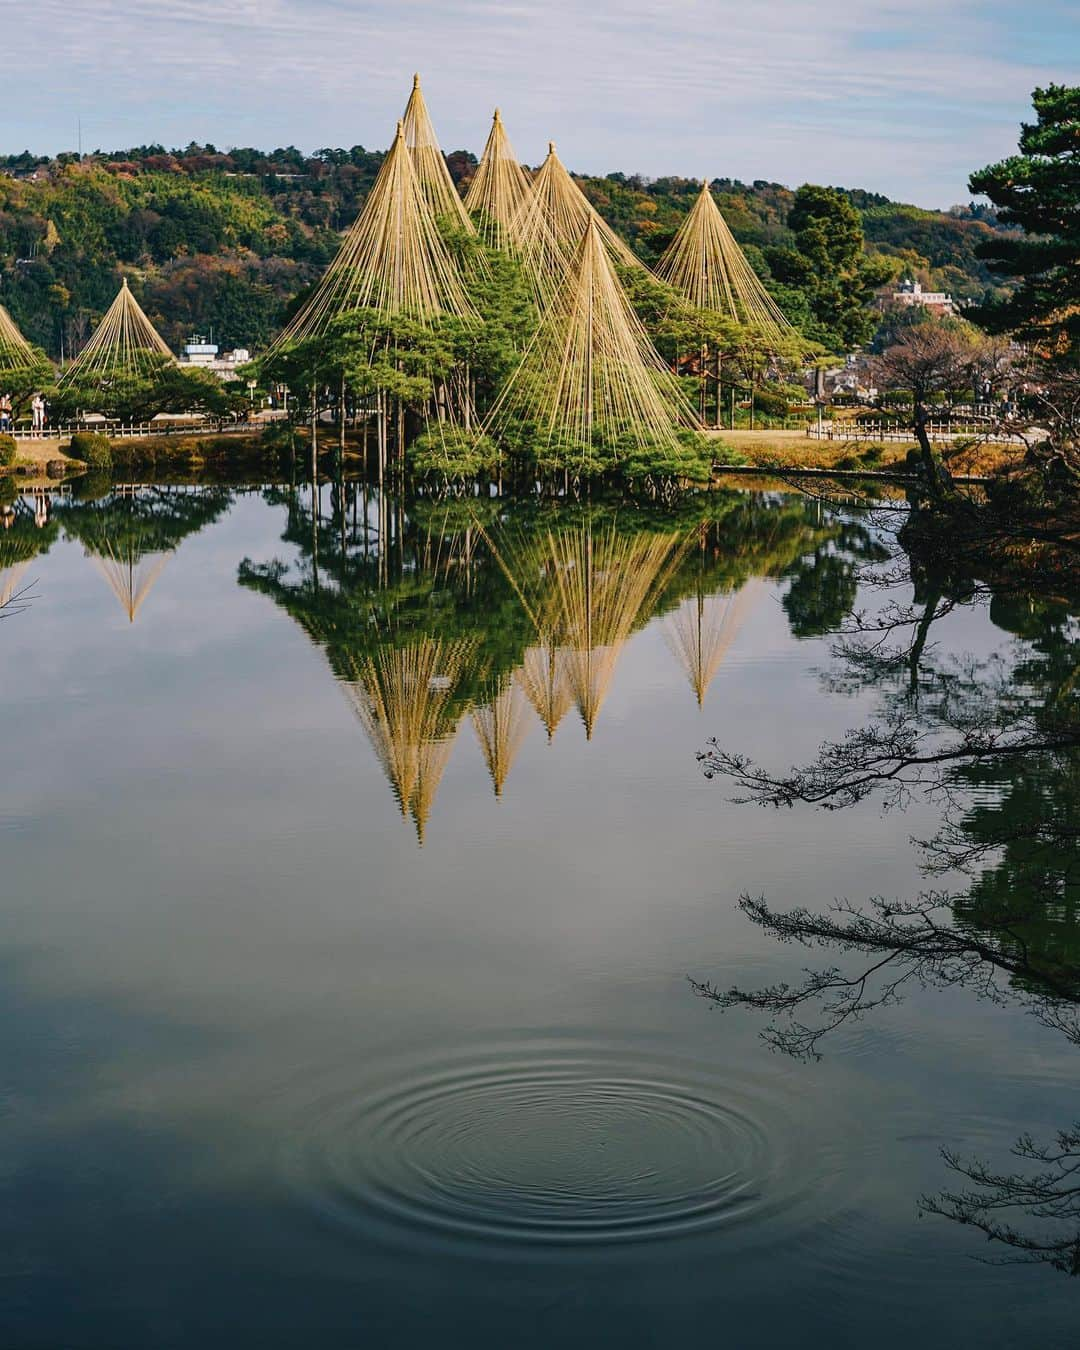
0 482 1075 1347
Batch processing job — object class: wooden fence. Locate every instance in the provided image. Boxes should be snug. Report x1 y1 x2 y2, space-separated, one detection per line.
8 417 284 444
807 420 1027 445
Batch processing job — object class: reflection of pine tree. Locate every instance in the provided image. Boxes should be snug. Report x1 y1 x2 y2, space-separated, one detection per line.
240 487 853 827
952 600 1080 981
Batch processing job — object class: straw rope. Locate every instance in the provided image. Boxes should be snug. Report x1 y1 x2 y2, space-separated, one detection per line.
486 217 699 456
0 305 36 372
273 120 476 348
471 673 531 796
464 109 531 252
340 635 475 842
402 73 475 234
655 182 792 340
59 278 174 384
510 142 641 302
92 543 173 623
665 578 763 706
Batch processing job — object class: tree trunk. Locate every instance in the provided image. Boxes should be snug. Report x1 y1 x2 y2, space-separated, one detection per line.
914 400 949 502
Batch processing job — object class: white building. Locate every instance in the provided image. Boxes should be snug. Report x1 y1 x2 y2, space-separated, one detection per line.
891 278 956 314
178 336 252 381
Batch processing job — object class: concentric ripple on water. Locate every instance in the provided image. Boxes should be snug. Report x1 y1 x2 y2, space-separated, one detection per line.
281 1042 796 1247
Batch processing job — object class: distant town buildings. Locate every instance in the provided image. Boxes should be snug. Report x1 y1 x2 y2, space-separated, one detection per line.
891 277 957 316
807 354 879 402
178 336 251 381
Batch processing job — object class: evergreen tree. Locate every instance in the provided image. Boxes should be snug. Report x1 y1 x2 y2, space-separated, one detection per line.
766 185 895 351
969 84 1080 353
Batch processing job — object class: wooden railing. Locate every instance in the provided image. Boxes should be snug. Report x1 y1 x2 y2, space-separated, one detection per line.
807 420 1027 445
8 416 284 443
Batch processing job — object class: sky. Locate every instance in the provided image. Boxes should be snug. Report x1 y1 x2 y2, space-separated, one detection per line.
8 0 1079 208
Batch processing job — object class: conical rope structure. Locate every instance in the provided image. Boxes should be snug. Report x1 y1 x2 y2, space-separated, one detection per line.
485 217 699 458
471 673 531 796
510 142 641 302
464 109 531 252
0 305 37 372
665 578 763 706
273 121 477 348
655 182 793 341
339 635 475 843
59 278 173 384
483 520 687 741
402 73 475 235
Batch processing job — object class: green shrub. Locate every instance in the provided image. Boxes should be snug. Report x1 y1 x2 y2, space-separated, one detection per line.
752 389 789 419
68 432 113 471
409 428 499 480
711 439 747 467
0 434 16 468
621 431 715 489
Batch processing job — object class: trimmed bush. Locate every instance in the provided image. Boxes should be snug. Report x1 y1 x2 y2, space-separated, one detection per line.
68 432 113 471
409 428 499 481
752 390 790 419
0 434 16 468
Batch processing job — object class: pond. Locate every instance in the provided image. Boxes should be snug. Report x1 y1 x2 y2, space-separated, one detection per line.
0 479 1076 1348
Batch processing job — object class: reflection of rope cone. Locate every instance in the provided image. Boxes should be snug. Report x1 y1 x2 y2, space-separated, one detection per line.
471 675 531 796
93 545 173 623
464 109 530 252
516 643 574 743
665 579 763 706
340 636 474 842
0 559 31 610
488 523 687 741
60 277 174 383
655 182 792 340
546 526 686 738
563 643 622 741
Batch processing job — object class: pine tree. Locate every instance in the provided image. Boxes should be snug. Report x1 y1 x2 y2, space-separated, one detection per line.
969 85 1080 353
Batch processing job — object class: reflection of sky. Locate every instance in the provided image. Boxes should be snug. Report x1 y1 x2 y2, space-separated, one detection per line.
12 0 1079 205
0 490 1077 1346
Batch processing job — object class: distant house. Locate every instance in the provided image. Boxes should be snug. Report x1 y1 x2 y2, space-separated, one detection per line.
891 277 957 315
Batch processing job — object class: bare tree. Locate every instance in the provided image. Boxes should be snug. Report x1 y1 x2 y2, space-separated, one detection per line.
873 326 982 499
694 510 1080 1271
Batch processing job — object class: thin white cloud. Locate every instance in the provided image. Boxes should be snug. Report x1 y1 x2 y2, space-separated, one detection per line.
10 0 1076 203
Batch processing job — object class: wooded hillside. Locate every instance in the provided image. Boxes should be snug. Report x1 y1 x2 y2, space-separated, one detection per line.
0 142 1014 358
